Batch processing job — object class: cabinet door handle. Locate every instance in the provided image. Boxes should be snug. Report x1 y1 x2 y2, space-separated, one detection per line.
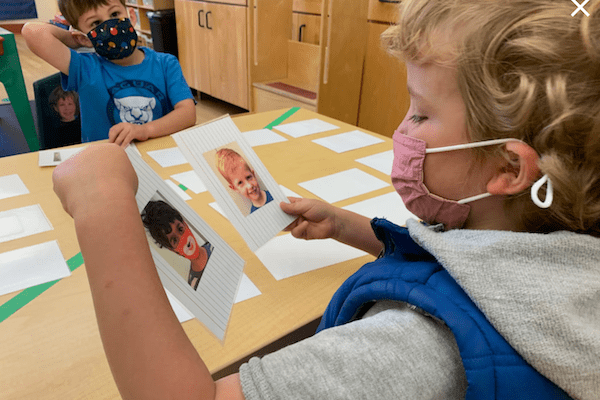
378 0 400 3
299 24 306 42
198 10 204 28
206 11 212 30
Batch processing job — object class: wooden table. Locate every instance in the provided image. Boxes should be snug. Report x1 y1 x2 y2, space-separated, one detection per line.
0 108 395 399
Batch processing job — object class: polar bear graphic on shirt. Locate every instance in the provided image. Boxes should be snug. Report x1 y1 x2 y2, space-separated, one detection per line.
114 96 157 125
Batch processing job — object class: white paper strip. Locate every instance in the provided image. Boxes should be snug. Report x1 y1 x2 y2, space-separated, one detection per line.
38 147 85 167
165 179 192 201
256 234 367 280
147 147 189 168
298 168 390 204
356 150 394 175
235 273 261 303
312 130 384 153
273 118 339 138
170 170 208 194
0 205 53 243
0 174 29 200
243 129 288 147
0 241 70 296
342 192 418 227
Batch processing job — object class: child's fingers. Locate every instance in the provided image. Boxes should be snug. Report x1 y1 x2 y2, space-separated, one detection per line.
280 197 308 216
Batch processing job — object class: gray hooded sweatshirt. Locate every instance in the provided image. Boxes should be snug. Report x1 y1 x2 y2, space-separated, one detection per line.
240 219 600 399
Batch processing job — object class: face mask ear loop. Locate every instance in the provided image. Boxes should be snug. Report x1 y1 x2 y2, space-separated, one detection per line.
531 174 553 208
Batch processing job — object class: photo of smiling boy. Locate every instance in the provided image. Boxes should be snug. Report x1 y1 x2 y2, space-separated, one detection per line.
141 199 213 290
215 148 273 215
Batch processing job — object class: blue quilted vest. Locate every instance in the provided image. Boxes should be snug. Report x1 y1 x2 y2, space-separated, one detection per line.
317 218 571 399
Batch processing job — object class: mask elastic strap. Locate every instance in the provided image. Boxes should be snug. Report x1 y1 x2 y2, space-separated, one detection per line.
425 138 518 154
531 174 553 208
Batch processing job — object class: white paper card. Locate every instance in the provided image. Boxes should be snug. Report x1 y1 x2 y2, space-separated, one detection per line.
165 179 192 201
0 205 53 243
342 192 418 227
243 129 288 147
298 168 390 204
273 118 339 138
312 130 385 153
165 288 193 323
38 147 85 167
209 202 227 219
0 174 29 200
0 241 70 296
147 147 189 168
256 233 367 280
356 150 394 175
173 116 295 251
126 147 245 340
170 170 207 194
235 273 261 303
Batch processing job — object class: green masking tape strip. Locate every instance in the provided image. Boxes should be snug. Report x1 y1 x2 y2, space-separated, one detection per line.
263 107 300 130
178 183 188 192
0 252 84 323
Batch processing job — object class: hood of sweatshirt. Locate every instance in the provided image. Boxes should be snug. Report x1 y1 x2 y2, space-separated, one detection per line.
406 219 600 400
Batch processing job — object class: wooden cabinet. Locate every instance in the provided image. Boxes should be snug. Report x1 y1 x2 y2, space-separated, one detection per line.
357 21 408 138
175 0 248 109
356 0 408 138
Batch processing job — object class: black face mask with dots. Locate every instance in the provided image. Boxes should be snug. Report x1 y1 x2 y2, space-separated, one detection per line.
87 18 138 60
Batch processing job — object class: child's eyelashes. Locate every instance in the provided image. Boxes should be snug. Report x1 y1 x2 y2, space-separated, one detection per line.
409 115 428 124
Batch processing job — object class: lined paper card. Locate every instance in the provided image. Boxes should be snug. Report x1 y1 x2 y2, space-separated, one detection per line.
298 168 390 203
173 116 295 252
273 118 339 138
126 147 246 341
312 130 385 153
0 241 70 296
0 205 53 243
356 150 394 175
255 233 367 280
0 174 29 200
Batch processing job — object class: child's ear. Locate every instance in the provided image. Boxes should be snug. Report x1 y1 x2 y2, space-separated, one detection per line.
487 141 540 195
128 7 137 26
72 31 93 48
228 183 236 192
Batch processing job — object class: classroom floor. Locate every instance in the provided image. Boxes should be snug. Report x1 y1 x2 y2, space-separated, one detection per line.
3 33 247 126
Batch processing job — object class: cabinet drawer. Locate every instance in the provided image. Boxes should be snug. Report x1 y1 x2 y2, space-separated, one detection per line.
368 0 400 23
292 0 322 15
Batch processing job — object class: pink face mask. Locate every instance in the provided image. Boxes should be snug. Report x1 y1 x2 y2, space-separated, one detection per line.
174 227 201 260
391 129 518 230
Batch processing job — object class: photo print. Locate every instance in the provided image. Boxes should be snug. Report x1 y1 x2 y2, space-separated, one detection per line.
173 115 295 251
125 147 245 340
206 142 273 217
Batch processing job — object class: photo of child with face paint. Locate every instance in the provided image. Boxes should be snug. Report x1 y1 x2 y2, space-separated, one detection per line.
141 200 213 290
215 148 273 215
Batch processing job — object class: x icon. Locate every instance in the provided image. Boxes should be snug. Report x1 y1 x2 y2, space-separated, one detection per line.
571 0 590 17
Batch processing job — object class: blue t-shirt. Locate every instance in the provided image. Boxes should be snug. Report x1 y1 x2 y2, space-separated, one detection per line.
250 190 273 214
62 47 193 143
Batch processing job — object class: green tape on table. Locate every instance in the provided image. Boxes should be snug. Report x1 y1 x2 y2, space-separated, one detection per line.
263 107 300 130
0 252 84 323
178 184 188 192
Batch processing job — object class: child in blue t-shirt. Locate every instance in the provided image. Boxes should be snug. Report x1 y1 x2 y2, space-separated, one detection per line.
22 0 195 147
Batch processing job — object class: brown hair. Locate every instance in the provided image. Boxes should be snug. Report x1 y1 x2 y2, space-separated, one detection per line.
58 0 126 30
49 86 79 115
382 0 600 236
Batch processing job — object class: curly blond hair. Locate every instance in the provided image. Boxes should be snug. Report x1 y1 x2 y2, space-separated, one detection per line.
382 0 600 236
